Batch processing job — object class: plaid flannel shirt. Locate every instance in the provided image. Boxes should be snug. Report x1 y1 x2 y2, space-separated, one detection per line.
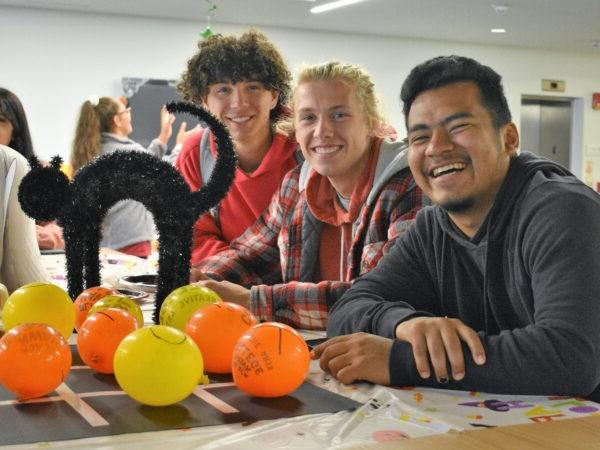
199 145 424 330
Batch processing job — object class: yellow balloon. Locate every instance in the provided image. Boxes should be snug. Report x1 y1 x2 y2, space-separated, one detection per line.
88 294 144 327
159 284 221 330
113 325 204 406
2 282 75 339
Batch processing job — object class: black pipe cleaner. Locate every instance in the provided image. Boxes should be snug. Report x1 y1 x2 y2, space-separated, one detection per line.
18 102 237 323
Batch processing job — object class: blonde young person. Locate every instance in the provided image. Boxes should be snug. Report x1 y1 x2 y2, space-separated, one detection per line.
191 61 424 330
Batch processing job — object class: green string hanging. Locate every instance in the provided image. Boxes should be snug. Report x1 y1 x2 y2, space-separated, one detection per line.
201 0 217 39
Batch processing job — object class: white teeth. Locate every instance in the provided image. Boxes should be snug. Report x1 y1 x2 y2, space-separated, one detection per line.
313 146 339 154
229 116 251 123
433 163 466 177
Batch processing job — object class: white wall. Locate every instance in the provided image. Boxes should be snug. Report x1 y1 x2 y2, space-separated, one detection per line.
2 6 600 184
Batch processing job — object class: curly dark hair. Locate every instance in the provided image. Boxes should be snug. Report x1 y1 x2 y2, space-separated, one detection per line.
400 55 511 130
179 29 291 121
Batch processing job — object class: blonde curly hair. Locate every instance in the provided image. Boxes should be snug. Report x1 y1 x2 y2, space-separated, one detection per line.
277 61 391 138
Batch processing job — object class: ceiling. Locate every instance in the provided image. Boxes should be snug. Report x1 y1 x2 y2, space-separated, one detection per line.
3 0 600 54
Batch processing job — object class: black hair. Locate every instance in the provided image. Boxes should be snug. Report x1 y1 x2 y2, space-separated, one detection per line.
179 29 291 121
400 55 511 129
0 87 35 159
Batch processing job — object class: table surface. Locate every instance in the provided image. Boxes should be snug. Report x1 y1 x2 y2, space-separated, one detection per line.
3 251 598 449
359 415 600 450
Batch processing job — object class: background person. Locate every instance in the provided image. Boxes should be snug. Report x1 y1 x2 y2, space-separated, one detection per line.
0 144 48 292
70 96 184 257
0 87 64 250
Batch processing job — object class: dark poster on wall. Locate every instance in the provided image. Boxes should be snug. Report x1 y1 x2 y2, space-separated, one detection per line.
122 78 201 154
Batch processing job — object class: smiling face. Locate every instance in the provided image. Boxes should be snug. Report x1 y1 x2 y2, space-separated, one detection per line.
293 79 372 198
203 80 278 147
111 100 133 137
407 81 519 235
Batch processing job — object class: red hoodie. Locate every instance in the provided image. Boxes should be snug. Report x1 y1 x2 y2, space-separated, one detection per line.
177 130 299 264
305 139 381 282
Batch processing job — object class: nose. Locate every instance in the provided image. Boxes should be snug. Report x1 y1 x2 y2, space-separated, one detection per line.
425 127 453 157
314 117 334 139
230 86 249 108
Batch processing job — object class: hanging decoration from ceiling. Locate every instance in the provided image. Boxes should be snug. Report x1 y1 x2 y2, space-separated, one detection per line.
201 0 217 39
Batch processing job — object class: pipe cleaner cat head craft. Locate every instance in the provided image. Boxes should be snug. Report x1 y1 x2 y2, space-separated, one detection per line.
18 102 237 323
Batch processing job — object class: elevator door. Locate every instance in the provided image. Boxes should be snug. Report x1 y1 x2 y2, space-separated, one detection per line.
520 97 572 169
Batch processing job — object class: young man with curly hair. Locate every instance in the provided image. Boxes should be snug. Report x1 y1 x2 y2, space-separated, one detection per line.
176 30 300 264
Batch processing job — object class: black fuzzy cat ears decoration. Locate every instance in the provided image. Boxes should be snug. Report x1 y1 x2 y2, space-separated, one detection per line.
18 102 237 323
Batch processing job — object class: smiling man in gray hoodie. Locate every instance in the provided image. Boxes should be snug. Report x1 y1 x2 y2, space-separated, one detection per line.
314 55 600 401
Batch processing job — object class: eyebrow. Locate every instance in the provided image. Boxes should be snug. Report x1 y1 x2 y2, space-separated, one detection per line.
408 112 474 134
296 105 350 112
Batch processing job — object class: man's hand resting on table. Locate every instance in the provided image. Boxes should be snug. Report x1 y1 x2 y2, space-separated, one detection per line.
395 317 486 383
311 318 487 387
191 271 251 309
311 333 394 385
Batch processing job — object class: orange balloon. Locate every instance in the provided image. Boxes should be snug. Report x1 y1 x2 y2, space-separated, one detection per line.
185 302 257 373
232 322 310 397
73 286 119 331
0 323 71 400
77 308 139 373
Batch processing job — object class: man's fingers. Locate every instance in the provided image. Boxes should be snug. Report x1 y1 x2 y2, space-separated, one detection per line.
314 336 355 370
313 335 353 358
189 267 207 282
312 335 353 356
425 332 449 383
193 271 212 281
336 363 360 385
410 334 431 379
326 352 354 380
440 325 465 381
397 320 432 379
457 325 486 365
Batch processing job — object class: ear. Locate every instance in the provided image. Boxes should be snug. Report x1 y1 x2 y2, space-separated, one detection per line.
269 90 280 110
111 113 120 131
502 122 519 156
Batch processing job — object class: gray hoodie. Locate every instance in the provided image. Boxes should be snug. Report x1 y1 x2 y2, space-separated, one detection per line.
99 133 166 249
328 153 600 400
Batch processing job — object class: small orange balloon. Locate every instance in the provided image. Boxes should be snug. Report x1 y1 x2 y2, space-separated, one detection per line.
232 322 310 397
0 323 71 399
185 302 257 373
77 308 139 373
73 286 119 331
